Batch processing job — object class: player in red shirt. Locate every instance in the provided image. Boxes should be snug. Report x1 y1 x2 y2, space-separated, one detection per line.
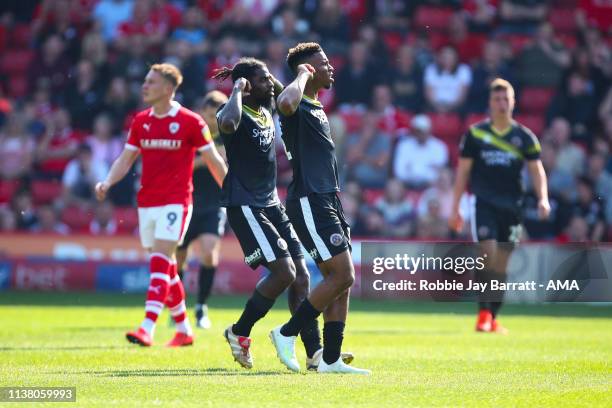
95 63 227 347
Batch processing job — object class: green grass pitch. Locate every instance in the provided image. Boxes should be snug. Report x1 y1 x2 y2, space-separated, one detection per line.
0 292 610 407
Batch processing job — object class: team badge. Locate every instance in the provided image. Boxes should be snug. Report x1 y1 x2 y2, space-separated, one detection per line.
511 136 522 148
330 233 344 246
169 122 180 134
277 238 288 251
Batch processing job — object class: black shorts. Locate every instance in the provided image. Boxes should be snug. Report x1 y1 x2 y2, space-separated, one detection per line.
227 204 303 270
471 197 522 243
178 207 227 250
285 193 351 265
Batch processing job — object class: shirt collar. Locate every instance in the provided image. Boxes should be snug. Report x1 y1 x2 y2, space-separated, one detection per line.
149 101 181 118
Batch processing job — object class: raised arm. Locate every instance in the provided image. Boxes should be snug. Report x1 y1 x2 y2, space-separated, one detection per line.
526 159 550 220
276 64 314 116
217 78 249 134
95 148 139 201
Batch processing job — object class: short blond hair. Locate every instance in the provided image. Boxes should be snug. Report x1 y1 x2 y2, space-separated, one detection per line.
150 63 183 89
489 78 515 98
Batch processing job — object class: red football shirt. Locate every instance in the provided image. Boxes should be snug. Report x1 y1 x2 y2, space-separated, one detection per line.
126 101 212 207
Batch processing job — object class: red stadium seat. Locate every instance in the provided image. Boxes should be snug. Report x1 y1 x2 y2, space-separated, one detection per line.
0 179 21 203
501 35 533 55
114 206 138 233
519 87 555 115
429 112 464 142
549 9 576 33
0 49 34 75
7 75 28 99
31 180 63 205
558 33 578 50
515 114 545 136
61 206 94 232
414 6 454 31
362 188 384 205
9 24 31 48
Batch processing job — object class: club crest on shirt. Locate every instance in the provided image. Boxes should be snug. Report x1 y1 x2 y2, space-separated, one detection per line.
330 233 344 246
169 122 180 134
511 136 523 148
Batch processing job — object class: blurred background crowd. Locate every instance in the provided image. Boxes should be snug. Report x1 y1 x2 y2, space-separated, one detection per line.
0 0 610 242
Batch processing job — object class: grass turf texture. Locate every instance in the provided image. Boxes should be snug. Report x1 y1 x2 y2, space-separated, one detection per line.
0 292 610 407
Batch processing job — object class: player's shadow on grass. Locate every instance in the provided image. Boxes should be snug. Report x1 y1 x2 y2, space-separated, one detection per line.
54 368 283 377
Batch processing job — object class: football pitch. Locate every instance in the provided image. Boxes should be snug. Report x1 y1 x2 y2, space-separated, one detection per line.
1 292 610 407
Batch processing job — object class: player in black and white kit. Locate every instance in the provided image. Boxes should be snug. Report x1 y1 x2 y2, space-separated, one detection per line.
269 43 370 374
176 90 228 329
214 58 344 370
450 78 550 334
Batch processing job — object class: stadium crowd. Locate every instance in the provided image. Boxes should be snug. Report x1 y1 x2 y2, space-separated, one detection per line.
0 0 610 242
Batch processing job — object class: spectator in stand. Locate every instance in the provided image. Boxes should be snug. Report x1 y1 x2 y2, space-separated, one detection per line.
537 141 576 201
446 12 486 65
31 0 84 62
63 59 106 130
265 39 291 86
548 49 604 142
416 196 449 239
463 0 497 33
424 45 472 113
343 113 392 188
374 178 415 238
170 7 209 56
112 34 153 97
81 31 111 85
356 24 390 71
338 184 369 237
0 112 35 180
572 176 606 242
93 0 133 43
392 114 449 189
0 207 17 232
370 84 408 135
312 0 350 56
370 0 411 34
101 76 138 134
164 40 205 108
516 22 571 88
561 215 590 242
544 117 585 177
468 40 514 113
28 34 71 101
89 200 117 235
388 45 423 113
581 26 612 78
30 205 69 235
417 168 454 219
497 0 549 35
206 35 241 95
61 143 108 208
86 114 122 168
270 7 309 50
585 153 612 222
335 41 380 111
115 0 168 53
11 191 38 230
35 109 81 180
150 0 182 33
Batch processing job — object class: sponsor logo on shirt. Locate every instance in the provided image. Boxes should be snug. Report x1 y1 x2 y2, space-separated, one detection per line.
309 108 329 126
480 150 514 166
141 139 182 150
252 127 275 151
143 123 151 131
